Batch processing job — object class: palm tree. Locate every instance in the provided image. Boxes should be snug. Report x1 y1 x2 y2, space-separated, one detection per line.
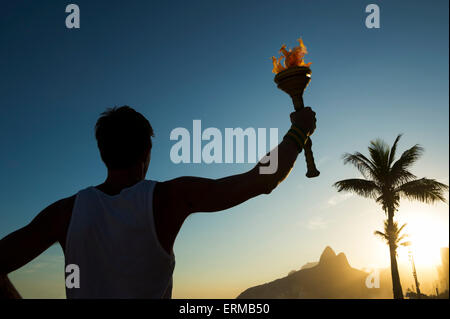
374 220 411 252
333 134 448 299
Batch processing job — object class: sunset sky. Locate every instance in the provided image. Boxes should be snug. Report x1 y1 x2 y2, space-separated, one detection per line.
0 0 448 298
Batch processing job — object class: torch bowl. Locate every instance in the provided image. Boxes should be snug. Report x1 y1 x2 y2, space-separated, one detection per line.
274 66 311 101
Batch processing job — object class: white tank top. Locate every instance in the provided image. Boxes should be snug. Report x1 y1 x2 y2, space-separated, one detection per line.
65 180 175 299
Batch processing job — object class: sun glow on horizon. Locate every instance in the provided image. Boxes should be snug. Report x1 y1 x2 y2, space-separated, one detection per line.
396 204 449 269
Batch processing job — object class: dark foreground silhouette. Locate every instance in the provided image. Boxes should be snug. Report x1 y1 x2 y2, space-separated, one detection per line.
0 275 21 299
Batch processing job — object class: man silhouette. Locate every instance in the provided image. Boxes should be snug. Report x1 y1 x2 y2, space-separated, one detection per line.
0 105 316 298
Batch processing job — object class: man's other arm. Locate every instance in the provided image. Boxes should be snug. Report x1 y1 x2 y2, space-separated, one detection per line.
0 196 74 297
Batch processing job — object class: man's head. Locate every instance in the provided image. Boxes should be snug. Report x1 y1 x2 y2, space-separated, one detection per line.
95 106 154 175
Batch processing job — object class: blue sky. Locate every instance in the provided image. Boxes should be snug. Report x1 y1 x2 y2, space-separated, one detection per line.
0 0 448 298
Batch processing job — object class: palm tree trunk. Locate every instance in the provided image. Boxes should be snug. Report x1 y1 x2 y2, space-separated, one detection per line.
387 213 404 299
388 240 404 299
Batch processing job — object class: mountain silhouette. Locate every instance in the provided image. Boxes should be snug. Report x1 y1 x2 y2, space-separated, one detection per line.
237 246 388 298
319 246 336 262
300 262 318 270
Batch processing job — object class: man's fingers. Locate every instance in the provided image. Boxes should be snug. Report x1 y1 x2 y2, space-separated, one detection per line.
289 108 317 136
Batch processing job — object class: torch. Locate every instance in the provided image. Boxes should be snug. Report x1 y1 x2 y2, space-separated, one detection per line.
272 38 320 178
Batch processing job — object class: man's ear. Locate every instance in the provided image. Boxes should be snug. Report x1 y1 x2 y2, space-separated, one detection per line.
141 148 151 176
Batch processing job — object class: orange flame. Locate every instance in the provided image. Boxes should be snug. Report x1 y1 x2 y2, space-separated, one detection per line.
271 38 312 74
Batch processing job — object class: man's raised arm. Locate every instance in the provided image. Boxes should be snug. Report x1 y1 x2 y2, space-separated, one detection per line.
157 107 317 217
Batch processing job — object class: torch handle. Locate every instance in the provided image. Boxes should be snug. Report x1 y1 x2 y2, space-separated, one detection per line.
293 95 320 178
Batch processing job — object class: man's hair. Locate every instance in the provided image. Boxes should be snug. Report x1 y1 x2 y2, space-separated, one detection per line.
95 106 154 170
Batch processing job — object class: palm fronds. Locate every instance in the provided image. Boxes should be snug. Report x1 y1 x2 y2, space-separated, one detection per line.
396 178 449 204
333 179 380 199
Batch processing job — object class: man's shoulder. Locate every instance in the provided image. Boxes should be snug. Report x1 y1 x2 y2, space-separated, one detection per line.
41 194 77 231
51 194 77 250
54 194 77 212
35 194 77 219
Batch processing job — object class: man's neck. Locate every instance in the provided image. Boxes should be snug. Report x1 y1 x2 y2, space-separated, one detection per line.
96 169 144 196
